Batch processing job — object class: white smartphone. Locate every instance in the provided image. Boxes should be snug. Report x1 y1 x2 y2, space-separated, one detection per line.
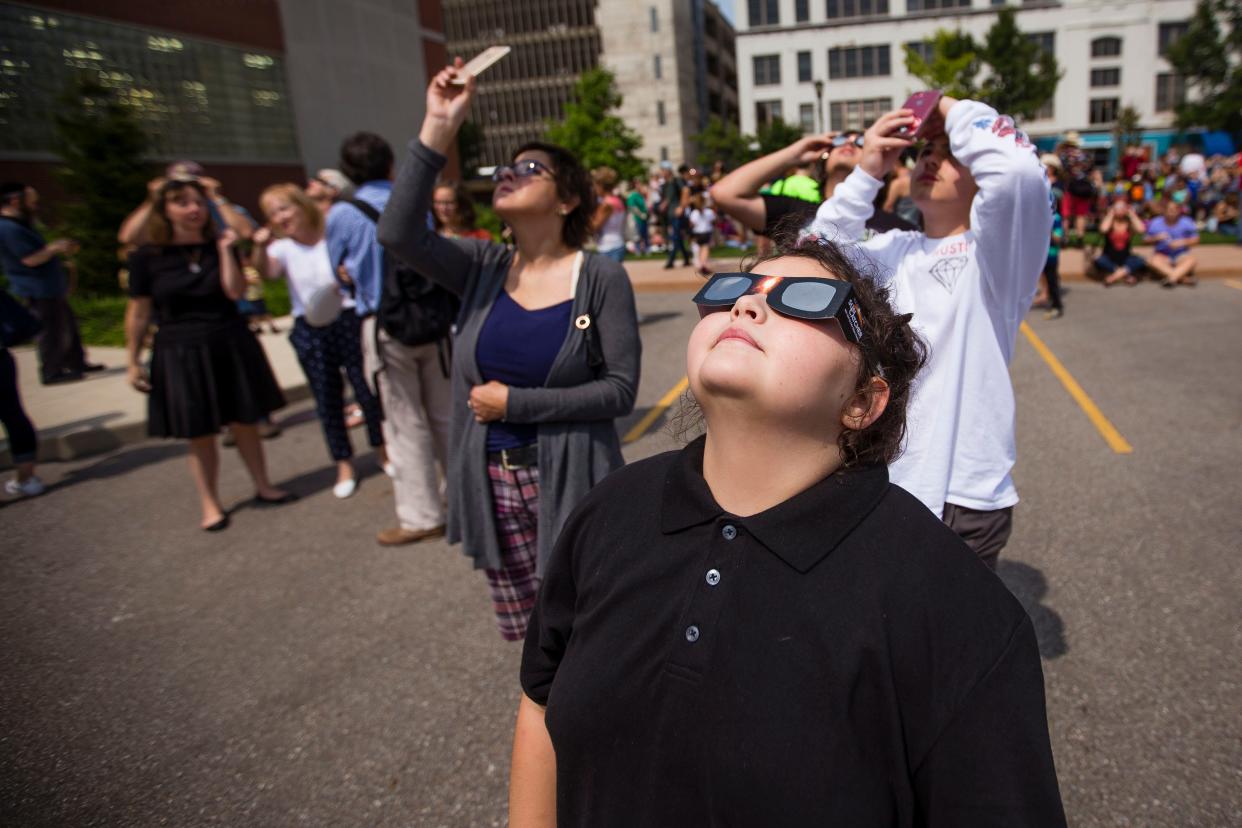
451 45 511 84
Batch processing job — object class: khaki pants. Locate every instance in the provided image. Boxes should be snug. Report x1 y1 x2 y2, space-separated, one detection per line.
362 316 452 532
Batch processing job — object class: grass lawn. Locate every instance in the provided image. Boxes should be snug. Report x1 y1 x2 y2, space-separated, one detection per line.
72 279 292 347
630 245 751 261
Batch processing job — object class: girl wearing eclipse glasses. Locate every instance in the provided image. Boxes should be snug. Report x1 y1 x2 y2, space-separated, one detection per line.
510 240 1064 826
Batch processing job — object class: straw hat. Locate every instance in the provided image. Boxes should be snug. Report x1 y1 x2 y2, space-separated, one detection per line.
1040 153 1063 170
1062 130 1082 147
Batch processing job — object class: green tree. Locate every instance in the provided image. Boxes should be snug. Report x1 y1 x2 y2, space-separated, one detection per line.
456 119 485 180
693 116 753 170
544 68 646 180
1113 104 1143 151
977 8 1062 121
904 9 1060 121
755 119 805 156
53 76 149 295
904 30 981 99
1165 0 1242 135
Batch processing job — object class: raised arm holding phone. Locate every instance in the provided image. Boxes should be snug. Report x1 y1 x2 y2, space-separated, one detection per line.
805 93 1052 568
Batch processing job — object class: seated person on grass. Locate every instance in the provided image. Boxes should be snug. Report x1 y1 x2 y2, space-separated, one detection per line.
1096 198 1147 286
1144 199 1200 288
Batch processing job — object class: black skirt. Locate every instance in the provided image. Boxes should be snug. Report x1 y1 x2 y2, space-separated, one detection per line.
147 319 286 439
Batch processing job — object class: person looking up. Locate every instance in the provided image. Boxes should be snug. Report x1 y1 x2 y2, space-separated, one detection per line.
803 95 1052 569
711 131 915 246
510 241 1065 826
377 59 641 642
118 161 254 247
306 169 356 216
1096 198 1148 286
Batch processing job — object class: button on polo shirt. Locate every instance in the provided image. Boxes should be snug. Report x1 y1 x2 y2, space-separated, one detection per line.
521 436 1064 828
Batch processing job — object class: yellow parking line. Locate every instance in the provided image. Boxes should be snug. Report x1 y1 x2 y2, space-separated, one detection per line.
1224 279 1242 292
623 376 689 444
1020 322 1133 454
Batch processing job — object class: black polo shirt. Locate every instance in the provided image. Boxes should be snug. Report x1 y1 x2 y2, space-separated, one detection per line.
521 437 1064 827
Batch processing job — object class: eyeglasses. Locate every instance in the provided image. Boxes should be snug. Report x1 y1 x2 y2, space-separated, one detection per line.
691 272 866 344
831 134 865 149
492 159 554 183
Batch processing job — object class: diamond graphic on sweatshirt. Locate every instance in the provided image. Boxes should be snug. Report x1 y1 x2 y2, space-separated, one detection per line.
929 256 968 292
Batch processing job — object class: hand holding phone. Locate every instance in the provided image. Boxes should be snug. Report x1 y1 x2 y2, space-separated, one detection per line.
450 46 511 84
896 90 944 139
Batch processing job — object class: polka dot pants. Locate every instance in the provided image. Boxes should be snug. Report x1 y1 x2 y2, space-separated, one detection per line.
289 314 383 461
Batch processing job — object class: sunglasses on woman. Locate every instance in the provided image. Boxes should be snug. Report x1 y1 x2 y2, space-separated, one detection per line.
831 133 865 149
691 272 866 344
491 158 554 183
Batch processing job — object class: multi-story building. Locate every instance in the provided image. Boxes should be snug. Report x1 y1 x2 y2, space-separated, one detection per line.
444 0 738 169
736 0 1204 165
0 0 447 213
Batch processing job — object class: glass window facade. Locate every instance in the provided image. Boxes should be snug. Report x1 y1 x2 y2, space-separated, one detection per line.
0 2 298 162
829 97 892 131
828 45 891 79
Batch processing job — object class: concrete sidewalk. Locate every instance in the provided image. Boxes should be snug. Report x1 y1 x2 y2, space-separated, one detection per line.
5 241 1239 466
2 320 310 466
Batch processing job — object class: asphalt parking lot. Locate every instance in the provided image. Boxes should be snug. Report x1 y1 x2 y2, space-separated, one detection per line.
2 278 1240 826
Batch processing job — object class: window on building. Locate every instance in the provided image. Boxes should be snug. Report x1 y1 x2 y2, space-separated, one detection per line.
657 100 666 126
828 45 891 79
654 54 662 80
1026 31 1055 56
1155 73 1187 112
829 97 893 131
756 99 783 127
799 103 816 132
797 51 813 83
1091 36 1122 57
1158 21 1189 56
1089 97 1119 124
1090 67 1120 87
907 0 970 11
906 40 934 63
661 145 669 162
650 7 658 32
991 0 1006 5
796 0 811 21
748 0 780 26
754 54 781 86
0 4 298 162
825 0 889 19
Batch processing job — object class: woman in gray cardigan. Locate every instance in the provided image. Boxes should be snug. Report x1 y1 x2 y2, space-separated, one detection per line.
377 61 641 641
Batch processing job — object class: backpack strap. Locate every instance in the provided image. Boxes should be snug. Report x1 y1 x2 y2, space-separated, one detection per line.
346 198 382 224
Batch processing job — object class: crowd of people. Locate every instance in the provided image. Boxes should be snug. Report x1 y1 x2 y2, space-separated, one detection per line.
9 44 1242 821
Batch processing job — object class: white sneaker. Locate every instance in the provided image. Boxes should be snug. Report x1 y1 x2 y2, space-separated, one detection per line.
5 476 46 498
333 478 358 499
383 462 397 478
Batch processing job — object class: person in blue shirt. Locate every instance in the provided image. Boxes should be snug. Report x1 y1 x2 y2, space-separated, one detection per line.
326 132 449 547
1144 198 1200 287
0 182 102 384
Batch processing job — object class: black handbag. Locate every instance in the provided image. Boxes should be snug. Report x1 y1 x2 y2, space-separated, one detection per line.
0 289 41 348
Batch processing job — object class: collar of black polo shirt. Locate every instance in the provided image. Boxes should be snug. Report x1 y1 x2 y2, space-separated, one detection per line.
659 435 891 574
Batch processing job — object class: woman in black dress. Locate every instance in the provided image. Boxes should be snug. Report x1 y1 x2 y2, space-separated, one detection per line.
124 179 294 531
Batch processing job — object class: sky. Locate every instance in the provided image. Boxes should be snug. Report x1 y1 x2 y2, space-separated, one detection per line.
718 0 735 25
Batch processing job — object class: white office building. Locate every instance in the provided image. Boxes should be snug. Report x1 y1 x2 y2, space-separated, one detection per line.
735 0 1206 164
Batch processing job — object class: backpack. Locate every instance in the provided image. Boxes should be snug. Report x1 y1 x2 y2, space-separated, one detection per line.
346 199 460 348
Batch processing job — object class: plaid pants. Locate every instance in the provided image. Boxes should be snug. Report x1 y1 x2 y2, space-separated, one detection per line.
486 461 541 641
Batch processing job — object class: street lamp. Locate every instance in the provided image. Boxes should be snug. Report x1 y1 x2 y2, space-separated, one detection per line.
813 79 825 133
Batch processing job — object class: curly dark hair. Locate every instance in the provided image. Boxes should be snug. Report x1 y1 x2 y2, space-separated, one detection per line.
513 141 597 250
673 238 927 469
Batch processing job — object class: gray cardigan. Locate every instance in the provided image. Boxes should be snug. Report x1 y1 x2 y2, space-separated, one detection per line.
377 139 641 574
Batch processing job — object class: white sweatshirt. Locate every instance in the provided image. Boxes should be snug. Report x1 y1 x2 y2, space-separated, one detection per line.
804 100 1052 518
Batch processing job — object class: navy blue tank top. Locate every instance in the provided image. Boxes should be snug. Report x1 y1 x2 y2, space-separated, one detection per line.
476 290 574 451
